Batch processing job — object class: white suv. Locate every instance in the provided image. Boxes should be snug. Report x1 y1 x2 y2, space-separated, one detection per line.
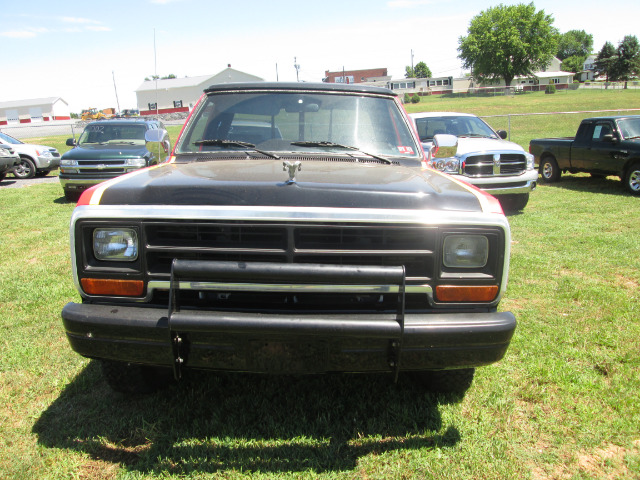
0 131 61 179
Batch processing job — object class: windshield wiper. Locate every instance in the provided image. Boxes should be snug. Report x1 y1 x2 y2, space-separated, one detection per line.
194 139 280 159
290 141 392 164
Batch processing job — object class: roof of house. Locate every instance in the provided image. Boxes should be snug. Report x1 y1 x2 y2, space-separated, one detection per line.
135 67 264 92
533 71 575 79
0 97 68 109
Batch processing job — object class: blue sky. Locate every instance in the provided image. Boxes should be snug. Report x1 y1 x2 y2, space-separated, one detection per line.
2 0 638 112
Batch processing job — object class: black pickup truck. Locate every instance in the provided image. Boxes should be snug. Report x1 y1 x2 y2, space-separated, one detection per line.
529 116 640 194
61 82 516 396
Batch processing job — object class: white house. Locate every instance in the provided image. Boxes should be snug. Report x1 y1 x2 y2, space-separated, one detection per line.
135 66 264 115
0 97 71 126
579 55 598 82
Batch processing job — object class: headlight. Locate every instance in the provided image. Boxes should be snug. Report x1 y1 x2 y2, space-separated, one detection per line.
37 149 53 158
443 235 488 268
430 157 460 173
525 152 535 170
125 158 146 167
61 159 78 167
93 228 138 261
0 149 9 157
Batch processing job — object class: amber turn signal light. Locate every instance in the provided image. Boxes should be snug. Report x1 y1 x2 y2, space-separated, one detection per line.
435 285 499 302
81 278 145 296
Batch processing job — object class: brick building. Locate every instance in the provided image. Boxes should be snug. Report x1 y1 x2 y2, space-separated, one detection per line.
323 68 390 85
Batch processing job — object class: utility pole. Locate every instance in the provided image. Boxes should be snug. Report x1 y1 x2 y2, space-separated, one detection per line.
294 57 300 82
112 70 121 113
411 49 414 76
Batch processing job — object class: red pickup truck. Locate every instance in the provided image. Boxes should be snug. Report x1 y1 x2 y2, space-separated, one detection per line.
529 116 640 195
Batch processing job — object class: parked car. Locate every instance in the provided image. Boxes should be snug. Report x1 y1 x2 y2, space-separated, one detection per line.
0 131 61 179
116 109 140 118
59 118 171 201
409 112 537 211
61 82 516 396
0 144 20 182
529 116 640 194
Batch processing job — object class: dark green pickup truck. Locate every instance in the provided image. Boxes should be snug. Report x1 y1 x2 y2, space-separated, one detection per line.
529 116 640 195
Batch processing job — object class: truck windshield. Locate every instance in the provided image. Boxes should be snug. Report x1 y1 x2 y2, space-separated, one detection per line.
176 90 420 159
78 124 147 145
0 132 22 145
617 118 640 140
414 115 497 142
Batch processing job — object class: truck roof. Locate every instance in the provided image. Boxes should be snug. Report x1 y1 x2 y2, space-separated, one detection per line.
203 82 397 97
581 115 640 122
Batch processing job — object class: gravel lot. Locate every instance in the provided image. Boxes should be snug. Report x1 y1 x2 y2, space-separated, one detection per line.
0 173 59 189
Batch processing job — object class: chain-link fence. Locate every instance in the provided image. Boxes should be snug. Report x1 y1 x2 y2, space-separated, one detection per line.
1 112 189 141
0 121 82 140
480 107 640 149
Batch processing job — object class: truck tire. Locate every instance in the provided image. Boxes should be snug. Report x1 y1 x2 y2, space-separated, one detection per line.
624 162 640 195
539 156 560 183
499 193 529 212
13 156 36 179
412 368 475 394
100 360 171 394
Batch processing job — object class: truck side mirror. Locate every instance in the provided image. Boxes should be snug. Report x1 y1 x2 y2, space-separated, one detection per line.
602 134 616 143
496 130 508 139
145 129 172 163
66 138 77 147
432 134 458 159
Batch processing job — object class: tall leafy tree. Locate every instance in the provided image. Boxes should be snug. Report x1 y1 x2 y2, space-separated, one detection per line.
613 35 640 88
458 3 558 87
414 61 432 78
562 55 586 74
557 30 593 60
594 41 616 82
405 61 432 78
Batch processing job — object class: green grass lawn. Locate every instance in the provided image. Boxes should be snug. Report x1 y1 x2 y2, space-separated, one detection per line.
1 90 639 479
405 88 640 150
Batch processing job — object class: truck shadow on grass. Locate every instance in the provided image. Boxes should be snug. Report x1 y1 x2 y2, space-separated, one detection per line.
539 174 631 196
33 361 462 475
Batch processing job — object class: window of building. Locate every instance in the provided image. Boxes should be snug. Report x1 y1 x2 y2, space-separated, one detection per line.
148 103 157 110
174 100 183 108
335 75 355 84
551 78 560 84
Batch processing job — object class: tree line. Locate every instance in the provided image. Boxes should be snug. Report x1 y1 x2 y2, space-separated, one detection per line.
407 2 639 89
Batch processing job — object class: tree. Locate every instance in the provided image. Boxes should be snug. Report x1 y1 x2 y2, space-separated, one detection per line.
594 41 616 82
612 35 640 88
458 3 558 87
561 55 586 74
557 30 593 61
405 61 432 79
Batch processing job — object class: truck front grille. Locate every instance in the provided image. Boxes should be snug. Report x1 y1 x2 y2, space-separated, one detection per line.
144 221 437 285
463 153 527 177
76 159 128 175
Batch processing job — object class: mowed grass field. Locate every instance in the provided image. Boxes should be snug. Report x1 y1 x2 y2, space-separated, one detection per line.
1 89 639 479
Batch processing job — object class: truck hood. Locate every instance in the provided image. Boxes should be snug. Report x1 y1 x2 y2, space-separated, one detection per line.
7 143 57 155
61 144 149 160
88 158 486 212
424 137 525 155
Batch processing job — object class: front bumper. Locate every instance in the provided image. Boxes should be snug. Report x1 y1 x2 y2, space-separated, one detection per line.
62 301 516 375
59 175 112 191
0 156 20 173
35 155 60 170
463 169 538 196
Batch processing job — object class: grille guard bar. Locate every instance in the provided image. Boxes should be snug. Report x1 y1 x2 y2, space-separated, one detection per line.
168 260 406 381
